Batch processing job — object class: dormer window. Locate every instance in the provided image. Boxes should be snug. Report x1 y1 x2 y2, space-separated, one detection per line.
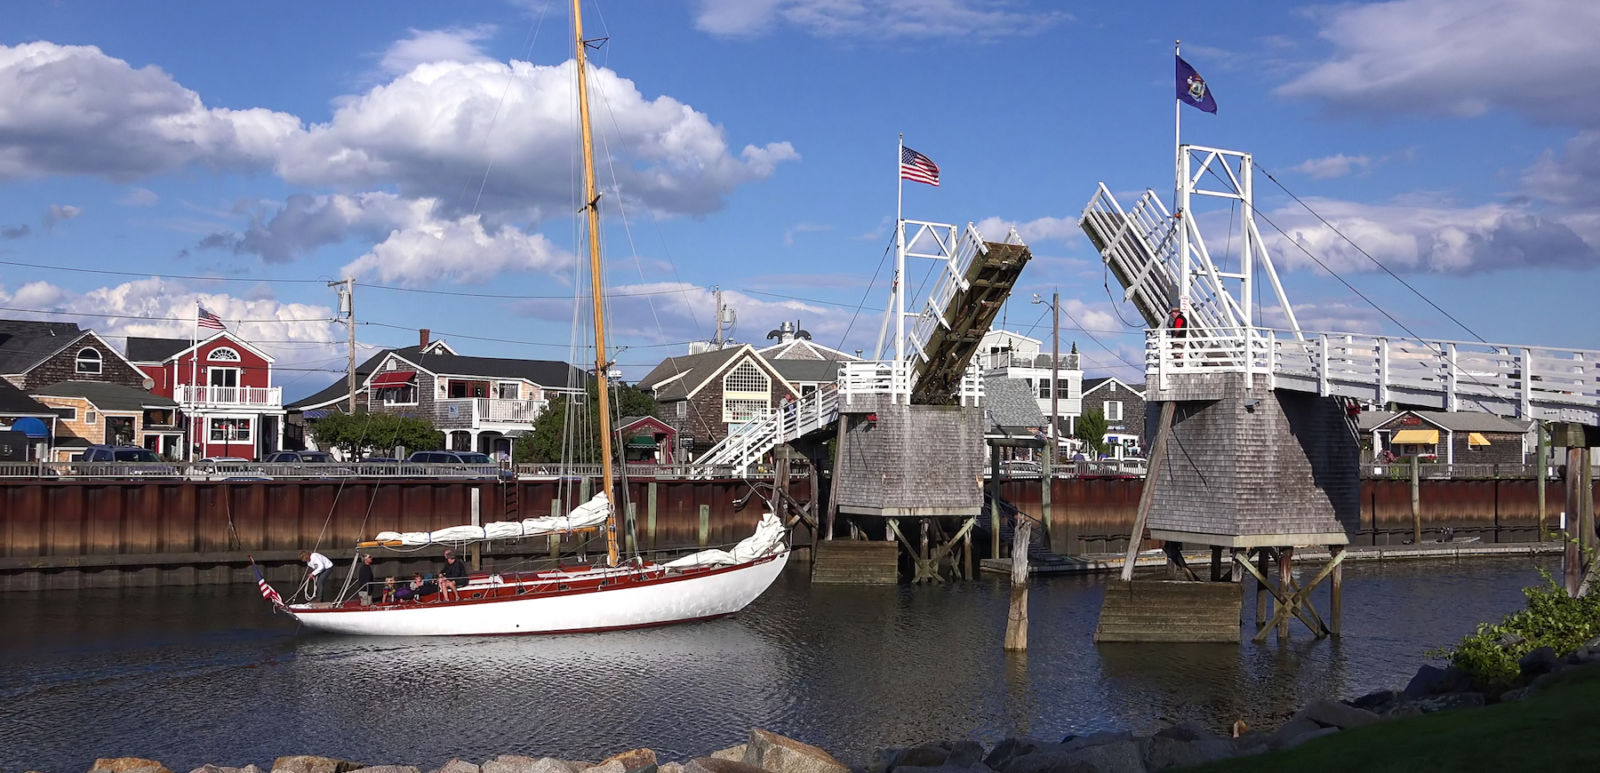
208 347 241 362
75 348 102 374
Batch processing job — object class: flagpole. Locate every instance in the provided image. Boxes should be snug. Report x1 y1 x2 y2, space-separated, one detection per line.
1174 39 1189 316
1174 39 1182 220
894 134 906 392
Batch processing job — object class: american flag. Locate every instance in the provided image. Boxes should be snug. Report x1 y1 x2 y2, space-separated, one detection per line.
197 305 226 331
900 146 940 187
254 563 284 608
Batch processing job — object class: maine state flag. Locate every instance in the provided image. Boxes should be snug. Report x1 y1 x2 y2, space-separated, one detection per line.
1176 55 1218 114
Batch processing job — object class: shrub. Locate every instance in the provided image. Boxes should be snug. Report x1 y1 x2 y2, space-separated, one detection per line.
1435 570 1600 688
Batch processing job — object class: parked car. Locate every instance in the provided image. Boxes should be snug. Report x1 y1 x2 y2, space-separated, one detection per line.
407 450 514 480
190 456 272 481
77 444 180 478
1000 460 1043 479
357 457 401 476
262 450 354 478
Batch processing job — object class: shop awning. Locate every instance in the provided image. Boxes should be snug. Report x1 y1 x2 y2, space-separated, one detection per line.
1392 429 1439 445
625 436 659 449
9 417 49 438
1467 432 1490 447
371 370 416 387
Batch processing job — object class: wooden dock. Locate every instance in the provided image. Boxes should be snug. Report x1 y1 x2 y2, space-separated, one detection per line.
811 540 898 584
980 540 1561 576
1094 579 1241 643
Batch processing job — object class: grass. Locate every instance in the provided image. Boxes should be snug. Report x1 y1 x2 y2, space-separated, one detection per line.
1186 662 1600 773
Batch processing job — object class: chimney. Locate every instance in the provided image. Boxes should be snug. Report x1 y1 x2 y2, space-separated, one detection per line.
420 328 431 348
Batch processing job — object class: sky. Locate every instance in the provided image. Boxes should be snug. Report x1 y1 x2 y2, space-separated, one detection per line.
1 0 1597 401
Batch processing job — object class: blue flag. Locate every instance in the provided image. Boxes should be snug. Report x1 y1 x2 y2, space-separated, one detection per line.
1176 55 1218 114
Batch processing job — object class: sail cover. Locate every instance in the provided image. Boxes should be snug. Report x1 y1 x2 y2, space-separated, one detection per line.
663 512 785 569
371 492 612 546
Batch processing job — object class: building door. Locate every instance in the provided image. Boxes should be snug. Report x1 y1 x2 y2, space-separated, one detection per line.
105 415 135 446
258 416 280 458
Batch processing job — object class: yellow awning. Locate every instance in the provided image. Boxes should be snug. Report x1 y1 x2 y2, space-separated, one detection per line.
1392 429 1439 444
1468 432 1490 447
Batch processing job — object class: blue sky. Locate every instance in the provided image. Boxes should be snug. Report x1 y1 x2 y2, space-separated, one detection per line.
1 0 1596 400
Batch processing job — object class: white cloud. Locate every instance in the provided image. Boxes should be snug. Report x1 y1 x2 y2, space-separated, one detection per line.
1277 0 1600 126
693 0 1070 40
277 59 798 219
515 281 837 350
782 223 831 245
1523 130 1600 209
973 215 1080 246
341 211 572 286
0 42 302 181
1292 153 1371 180
199 191 433 263
379 26 497 76
118 188 160 207
43 204 81 229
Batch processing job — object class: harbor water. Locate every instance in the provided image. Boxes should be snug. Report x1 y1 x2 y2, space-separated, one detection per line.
0 555 1557 772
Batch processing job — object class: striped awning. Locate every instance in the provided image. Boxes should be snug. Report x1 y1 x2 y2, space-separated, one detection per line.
1392 429 1439 445
1467 432 1491 447
371 370 416 387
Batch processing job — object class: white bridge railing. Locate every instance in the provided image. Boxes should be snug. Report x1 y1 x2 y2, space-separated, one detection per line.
1148 328 1599 424
692 384 841 475
838 360 984 405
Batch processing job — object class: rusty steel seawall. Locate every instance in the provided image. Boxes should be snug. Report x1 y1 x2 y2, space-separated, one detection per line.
0 477 800 591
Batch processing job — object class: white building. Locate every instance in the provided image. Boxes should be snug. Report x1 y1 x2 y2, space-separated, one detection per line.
973 329 1082 449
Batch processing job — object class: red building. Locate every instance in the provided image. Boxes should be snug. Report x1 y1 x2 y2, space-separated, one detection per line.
127 333 285 460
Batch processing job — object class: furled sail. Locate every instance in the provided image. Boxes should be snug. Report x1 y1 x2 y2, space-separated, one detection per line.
365 492 612 547
663 512 785 568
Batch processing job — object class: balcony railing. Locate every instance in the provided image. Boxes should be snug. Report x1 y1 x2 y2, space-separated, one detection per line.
174 385 283 409
437 397 547 426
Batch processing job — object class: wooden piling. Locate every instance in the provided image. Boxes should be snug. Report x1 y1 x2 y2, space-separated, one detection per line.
646 481 657 552
1210 546 1224 582
1004 519 1031 652
1411 454 1422 545
1330 545 1344 636
1277 546 1294 640
698 503 710 548
1255 548 1270 628
1536 420 1547 540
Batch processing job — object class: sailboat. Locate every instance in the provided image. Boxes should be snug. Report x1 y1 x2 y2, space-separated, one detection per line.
276 1 789 636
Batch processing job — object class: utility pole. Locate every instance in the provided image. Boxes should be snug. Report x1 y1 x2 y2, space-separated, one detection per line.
329 278 356 413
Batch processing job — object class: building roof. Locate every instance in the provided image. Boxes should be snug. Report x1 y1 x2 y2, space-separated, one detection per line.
124 336 190 363
31 381 179 411
637 346 749 400
984 376 1045 433
769 359 841 384
1082 376 1145 398
403 352 588 387
0 379 54 416
758 337 859 362
0 319 85 374
1359 410 1531 434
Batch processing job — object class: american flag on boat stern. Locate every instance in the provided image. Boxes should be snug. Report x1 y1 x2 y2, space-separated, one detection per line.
900 146 940 187
254 564 285 608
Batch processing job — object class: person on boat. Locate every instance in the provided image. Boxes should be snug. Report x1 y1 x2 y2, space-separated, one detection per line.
355 553 376 602
380 576 398 604
440 548 469 601
413 573 439 600
300 550 333 602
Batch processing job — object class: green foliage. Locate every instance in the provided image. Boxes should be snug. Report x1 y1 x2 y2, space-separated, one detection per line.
1074 406 1107 456
310 412 444 458
1433 570 1600 688
513 381 658 464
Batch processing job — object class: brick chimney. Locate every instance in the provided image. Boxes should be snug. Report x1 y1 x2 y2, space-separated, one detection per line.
420 328 431 348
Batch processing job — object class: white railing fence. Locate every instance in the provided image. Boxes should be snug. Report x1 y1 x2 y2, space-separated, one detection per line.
174 385 283 408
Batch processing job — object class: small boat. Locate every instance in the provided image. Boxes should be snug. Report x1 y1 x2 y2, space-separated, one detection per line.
269 0 789 636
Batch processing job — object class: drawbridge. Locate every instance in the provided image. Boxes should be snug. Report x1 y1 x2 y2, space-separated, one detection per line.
696 221 1030 472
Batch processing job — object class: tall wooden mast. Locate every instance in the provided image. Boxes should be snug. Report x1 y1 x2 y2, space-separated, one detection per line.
572 0 620 567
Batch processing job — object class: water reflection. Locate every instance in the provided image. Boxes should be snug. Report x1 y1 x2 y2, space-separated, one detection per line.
0 555 1557 773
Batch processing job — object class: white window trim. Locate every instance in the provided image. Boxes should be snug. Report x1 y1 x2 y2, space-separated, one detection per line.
208 416 255 443
208 366 241 388
208 347 241 362
495 381 520 400
1106 401 1123 422
383 384 419 406
85 409 98 425
75 347 103 374
721 359 771 423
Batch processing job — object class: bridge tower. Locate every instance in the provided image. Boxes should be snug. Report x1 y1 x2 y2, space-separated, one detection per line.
1082 146 1360 642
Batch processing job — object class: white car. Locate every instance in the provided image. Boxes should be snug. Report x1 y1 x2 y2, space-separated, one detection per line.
190 456 272 481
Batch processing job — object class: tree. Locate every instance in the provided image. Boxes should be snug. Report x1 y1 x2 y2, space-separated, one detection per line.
515 382 659 464
1075 406 1108 458
311 412 444 458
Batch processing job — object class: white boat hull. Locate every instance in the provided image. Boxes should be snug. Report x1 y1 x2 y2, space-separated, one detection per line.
287 550 789 636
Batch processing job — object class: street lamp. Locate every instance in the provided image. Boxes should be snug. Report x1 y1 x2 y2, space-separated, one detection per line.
1030 292 1060 467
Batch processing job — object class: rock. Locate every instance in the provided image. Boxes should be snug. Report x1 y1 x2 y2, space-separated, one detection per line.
743 729 850 773
1499 685 1535 702
93 759 173 773
484 757 577 773
271 757 365 773
982 739 1039 772
1401 664 1472 698
1151 722 1212 744
660 764 684 773
1058 733 1132 753
582 762 625 773
1518 646 1560 677
945 743 983 769
1293 699 1380 730
356 767 419 773
191 766 264 773
434 762 479 773
1495 631 1524 648
1410 692 1487 713
1143 736 1232 771
685 759 768 773
1060 741 1145 773
1348 689 1401 713
886 745 951 772
599 751 657 772
1276 727 1339 751
1265 718 1324 751
711 747 748 764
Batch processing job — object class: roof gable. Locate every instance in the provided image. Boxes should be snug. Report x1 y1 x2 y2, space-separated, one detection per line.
0 379 53 415
637 346 749 398
31 380 178 411
0 319 86 374
683 345 798 400
1082 376 1143 399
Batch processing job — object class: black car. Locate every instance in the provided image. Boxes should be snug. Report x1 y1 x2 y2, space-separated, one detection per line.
77 445 180 478
406 450 513 479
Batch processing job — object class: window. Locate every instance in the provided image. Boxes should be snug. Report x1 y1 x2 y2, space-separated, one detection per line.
1106 401 1123 422
722 359 771 422
54 406 77 421
673 401 687 420
208 347 241 362
383 384 418 405
75 348 102 374
208 367 239 388
85 410 98 425
495 382 519 400
1038 378 1052 400
209 417 253 442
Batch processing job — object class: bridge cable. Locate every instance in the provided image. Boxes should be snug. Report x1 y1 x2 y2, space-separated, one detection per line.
1257 165 1486 343
834 233 896 356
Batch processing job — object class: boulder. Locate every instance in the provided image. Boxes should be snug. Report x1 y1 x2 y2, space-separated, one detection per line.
599 750 657 772
1293 699 1379 730
1150 722 1212 744
685 759 768 773
355 767 419 773
1000 741 1144 773
1265 718 1324 751
434 762 479 773
1058 741 1144 773
884 745 951 772
484 757 577 773
190 766 264 773
1348 689 1402 713
1143 736 1232 771
1058 733 1132 753
660 764 685 773
945 743 984 769
93 759 173 773
743 730 849 773
1410 692 1486 713
581 762 625 773
271 757 365 773
1518 646 1560 678
1499 685 1535 702
1276 727 1338 751
982 739 1039 772
1401 664 1472 698
710 747 747 764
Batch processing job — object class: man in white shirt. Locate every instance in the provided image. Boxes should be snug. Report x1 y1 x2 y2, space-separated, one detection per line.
300 550 333 602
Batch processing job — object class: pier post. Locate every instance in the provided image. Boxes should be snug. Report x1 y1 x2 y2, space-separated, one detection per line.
1255 549 1270 628
990 444 1002 559
698 504 710 548
1210 546 1223 582
1411 454 1421 546
1004 519 1031 651
469 489 481 571
1330 545 1344 635
1536 420 1547 540
1277 546 1294 640
647 481 657 553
